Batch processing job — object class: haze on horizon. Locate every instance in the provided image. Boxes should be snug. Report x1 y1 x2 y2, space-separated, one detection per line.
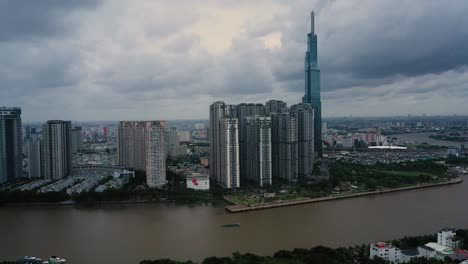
1 0 468 122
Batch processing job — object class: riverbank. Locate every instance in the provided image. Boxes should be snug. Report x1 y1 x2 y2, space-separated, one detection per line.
225 177 463 213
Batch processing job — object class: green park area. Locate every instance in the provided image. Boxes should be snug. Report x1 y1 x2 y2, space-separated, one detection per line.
406 143 447 150
227 160 452 207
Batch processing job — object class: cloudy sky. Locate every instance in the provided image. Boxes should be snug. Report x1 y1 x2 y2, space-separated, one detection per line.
1 0 468 121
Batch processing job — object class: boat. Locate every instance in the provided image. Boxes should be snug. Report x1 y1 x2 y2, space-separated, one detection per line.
221 223 240 228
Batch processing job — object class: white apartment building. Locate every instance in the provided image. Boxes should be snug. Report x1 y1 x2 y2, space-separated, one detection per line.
219 118 240 188
370 242 402 263
245 116 272 187
438 229 461 250
145 121 167 188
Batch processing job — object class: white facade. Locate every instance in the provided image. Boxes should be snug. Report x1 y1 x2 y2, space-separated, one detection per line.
425 242 454 260
438 229 461 250
418 245 436 259
145 121 167 188
370 243 403 264
186 173 210 190
245 116 272 187
219 118 240 188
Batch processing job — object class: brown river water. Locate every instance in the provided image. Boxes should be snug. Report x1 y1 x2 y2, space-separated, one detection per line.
1 175 468 264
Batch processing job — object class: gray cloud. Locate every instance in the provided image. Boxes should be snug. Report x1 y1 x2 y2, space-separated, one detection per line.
1 0 468 121
0 0 101 41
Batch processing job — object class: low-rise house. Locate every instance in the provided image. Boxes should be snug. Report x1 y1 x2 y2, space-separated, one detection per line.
424 242 454 260
186 173 209 191
438 229 461 250
370 242 403 263
418 245 436 259
401 249 420 263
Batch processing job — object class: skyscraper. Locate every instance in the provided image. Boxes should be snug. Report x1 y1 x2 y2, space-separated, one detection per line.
245 116 272 186
145 121 167 187
0 107 23 183
27 134 43 178
118 121 167 187
209 102 240 188
71 126 83 154
303 11 322 158
42 120 73 180
235 103 265 183
290 103 315 180
276 103 315 182
266 100 288 179
219 117 240 188
118 121 146 171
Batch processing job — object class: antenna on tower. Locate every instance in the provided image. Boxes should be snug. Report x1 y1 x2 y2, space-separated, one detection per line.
311 11 315 33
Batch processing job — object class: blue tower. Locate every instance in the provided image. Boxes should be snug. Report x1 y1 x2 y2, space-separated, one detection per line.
303 11 322 158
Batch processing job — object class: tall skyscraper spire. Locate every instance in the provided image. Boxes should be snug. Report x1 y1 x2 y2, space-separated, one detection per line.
303 10 322 158
311 11 315 33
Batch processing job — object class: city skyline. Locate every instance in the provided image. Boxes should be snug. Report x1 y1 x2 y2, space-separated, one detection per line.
1 1 468 121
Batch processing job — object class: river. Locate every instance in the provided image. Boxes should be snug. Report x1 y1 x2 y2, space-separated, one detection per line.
391 132 465 147
1 175 468 264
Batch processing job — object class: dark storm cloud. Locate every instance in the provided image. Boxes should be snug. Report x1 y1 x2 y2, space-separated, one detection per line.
1 0 468 120
269 0 468 92
0 0 101 41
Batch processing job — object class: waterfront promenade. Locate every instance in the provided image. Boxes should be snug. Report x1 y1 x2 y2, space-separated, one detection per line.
225 177 463 213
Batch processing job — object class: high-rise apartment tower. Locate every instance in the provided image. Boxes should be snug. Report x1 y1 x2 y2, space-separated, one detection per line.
0 107 23 183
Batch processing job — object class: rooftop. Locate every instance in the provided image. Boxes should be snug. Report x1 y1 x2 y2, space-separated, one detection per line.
372 242 394 249
402 249 419 256
418 245 435 252
425 242 454 254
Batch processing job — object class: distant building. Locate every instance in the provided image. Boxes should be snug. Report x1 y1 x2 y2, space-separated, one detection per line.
24 125 31 140
114 170 135 184
71 126 83 154
118 121 147 171
265 100 287 115
200 157 209 167
166 127 187 158
370 242 402 263
103 126 108 137
186 173 209 190
177 130 191 142
27 134 43 178
0 107 23 183
42 120 73 180
195 123 205 130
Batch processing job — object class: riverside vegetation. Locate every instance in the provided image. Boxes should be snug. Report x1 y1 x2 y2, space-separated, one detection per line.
0 157 464 206
136 229 468 264
227 159 454 206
